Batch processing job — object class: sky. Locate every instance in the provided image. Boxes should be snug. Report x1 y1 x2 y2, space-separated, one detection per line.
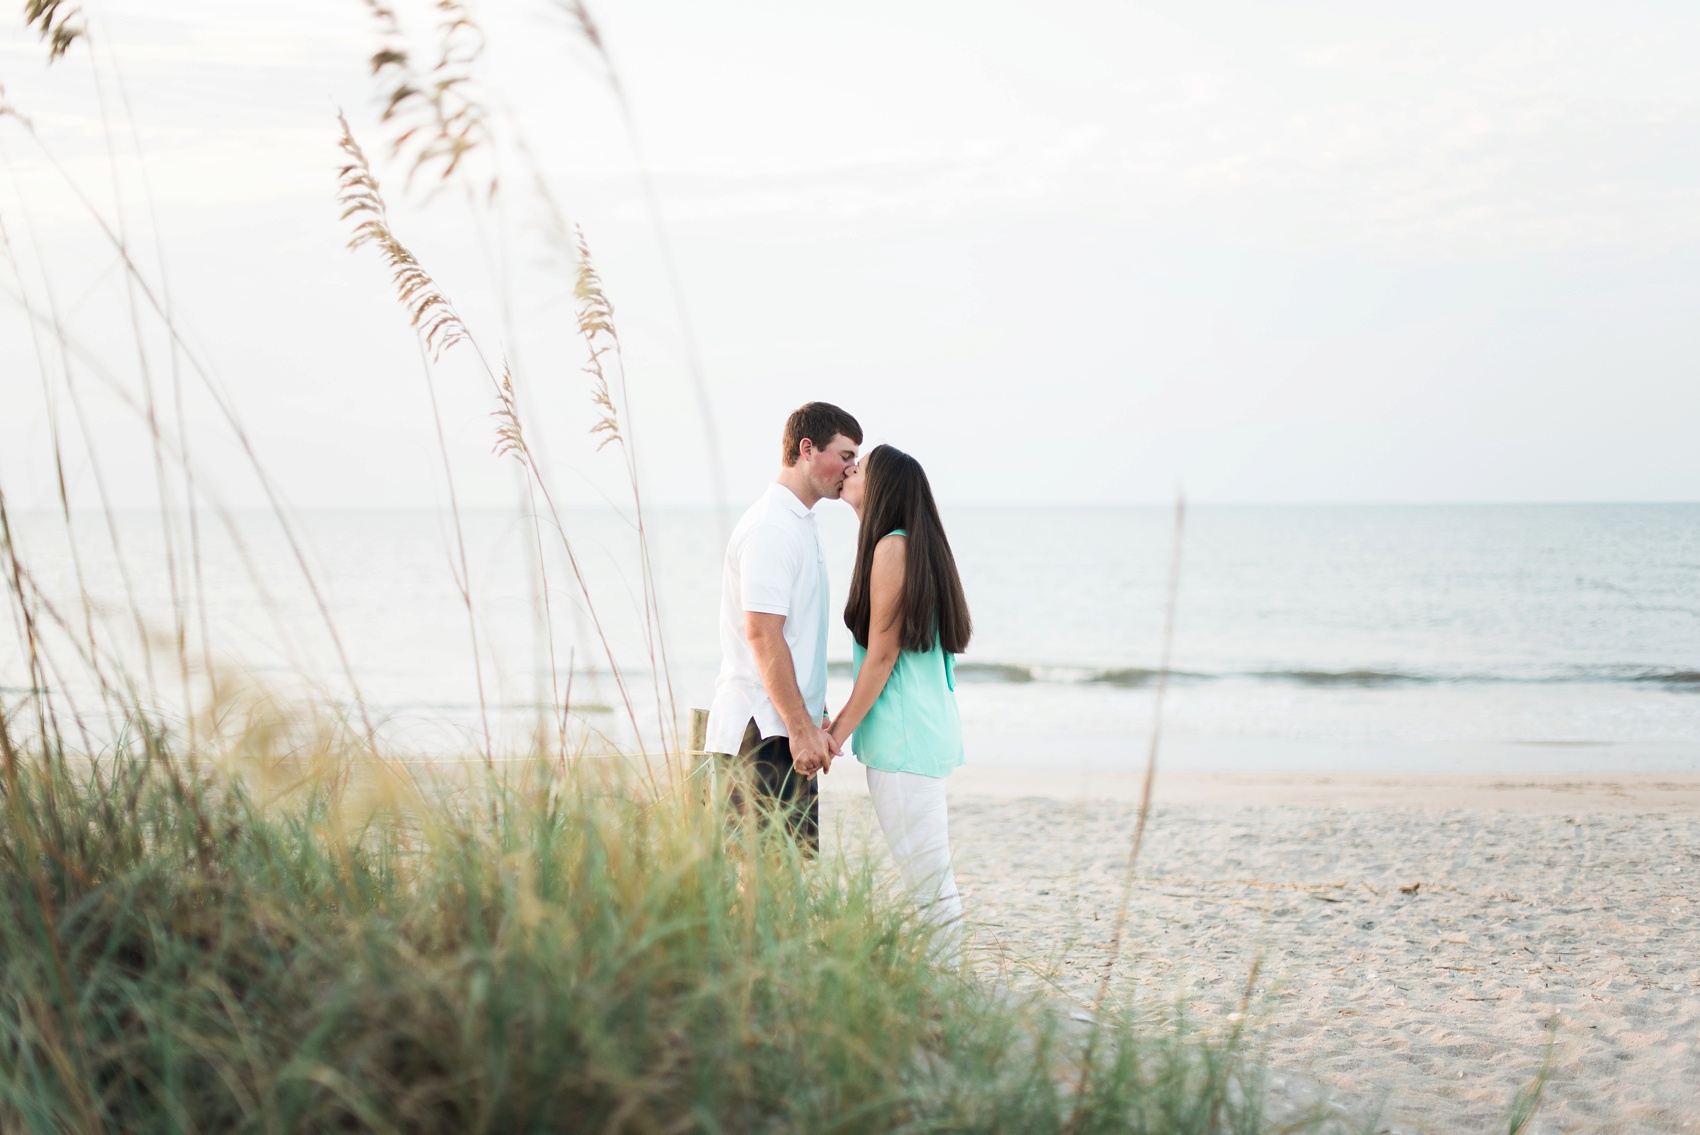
1 0 1697 511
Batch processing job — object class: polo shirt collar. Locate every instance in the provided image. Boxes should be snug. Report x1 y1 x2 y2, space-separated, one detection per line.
771 481 814 518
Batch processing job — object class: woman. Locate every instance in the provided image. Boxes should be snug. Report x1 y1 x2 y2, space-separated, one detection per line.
830 444 970 958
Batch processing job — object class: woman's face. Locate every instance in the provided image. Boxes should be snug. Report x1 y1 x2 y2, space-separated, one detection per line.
839 459 865 513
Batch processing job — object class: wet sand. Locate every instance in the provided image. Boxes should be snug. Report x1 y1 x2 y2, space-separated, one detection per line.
822 769 1700 1133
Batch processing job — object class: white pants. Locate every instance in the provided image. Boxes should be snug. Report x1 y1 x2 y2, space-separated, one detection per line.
865 767 963 962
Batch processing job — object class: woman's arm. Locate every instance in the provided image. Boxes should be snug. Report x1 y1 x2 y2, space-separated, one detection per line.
828 534 906 750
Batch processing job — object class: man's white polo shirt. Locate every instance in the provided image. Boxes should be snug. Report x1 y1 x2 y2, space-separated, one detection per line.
704 482 830 754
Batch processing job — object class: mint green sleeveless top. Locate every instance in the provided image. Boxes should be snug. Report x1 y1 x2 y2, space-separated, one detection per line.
850 530 965 778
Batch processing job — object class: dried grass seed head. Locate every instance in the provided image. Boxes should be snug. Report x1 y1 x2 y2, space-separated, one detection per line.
573 228 622 451
335 111 469 359
24 0 83 61
492 363 527 461
360 0 496 197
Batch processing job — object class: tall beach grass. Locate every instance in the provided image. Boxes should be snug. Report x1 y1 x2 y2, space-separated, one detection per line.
0 711 1312 1134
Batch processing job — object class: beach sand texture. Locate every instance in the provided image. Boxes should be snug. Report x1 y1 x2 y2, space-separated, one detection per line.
824 774 1700 1133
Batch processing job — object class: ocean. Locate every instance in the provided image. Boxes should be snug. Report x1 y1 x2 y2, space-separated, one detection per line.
5 503 1697 773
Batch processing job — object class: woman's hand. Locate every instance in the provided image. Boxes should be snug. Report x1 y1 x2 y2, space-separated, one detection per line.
825 714 847 751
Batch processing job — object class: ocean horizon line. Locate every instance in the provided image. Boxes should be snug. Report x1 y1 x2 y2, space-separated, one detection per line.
14 500 1700 517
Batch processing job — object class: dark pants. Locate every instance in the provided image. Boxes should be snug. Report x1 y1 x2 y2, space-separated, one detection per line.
718 718 819 855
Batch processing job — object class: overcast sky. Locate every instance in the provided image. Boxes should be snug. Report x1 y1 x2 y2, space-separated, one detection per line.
2 0 1697 510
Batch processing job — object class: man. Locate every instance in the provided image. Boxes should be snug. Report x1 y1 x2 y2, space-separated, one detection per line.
705 401 863 852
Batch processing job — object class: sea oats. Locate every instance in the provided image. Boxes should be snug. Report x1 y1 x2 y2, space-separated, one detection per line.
575 227 620 452
336 111 469 360
491 361 525 462
23 0 82 62
361 0 495 196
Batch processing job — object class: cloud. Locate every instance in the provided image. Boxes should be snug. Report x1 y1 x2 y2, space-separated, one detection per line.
8 1 1697 259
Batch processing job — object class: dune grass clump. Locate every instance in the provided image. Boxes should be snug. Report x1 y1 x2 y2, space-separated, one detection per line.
0 713 1314 1135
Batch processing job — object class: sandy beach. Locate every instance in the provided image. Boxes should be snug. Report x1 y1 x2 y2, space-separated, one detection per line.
823 770 1700 1133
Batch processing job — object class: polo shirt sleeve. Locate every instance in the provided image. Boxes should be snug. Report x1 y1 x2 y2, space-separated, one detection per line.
738 522 799 616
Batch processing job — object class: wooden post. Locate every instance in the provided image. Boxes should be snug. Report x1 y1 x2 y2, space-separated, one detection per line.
688 708 713 803
688 708 709 758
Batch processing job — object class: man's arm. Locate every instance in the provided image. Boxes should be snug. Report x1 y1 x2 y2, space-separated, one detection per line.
745 611 840 775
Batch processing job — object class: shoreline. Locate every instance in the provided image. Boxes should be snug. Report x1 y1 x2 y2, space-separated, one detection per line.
818 764 1700 813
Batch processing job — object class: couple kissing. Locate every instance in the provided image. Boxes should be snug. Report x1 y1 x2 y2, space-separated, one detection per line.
704 402 970 957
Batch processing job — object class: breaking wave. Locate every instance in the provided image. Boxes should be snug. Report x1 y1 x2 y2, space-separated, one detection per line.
830 662 1700 690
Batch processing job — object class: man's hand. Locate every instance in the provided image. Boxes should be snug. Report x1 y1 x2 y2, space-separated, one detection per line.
744 611 837 776
789 724 840 778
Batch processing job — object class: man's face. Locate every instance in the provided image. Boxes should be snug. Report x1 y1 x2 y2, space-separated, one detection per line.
799 433 860 500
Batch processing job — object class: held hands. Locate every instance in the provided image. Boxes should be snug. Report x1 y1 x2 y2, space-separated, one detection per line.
789 721 840 778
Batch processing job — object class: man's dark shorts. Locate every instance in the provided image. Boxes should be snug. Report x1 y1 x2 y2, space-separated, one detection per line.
716 718 819 855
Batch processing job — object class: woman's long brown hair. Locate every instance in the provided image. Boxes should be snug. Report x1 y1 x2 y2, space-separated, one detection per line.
844 445 972 654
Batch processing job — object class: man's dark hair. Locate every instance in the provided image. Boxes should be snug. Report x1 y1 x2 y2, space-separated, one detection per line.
782 402 862 467
844 444 972 655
